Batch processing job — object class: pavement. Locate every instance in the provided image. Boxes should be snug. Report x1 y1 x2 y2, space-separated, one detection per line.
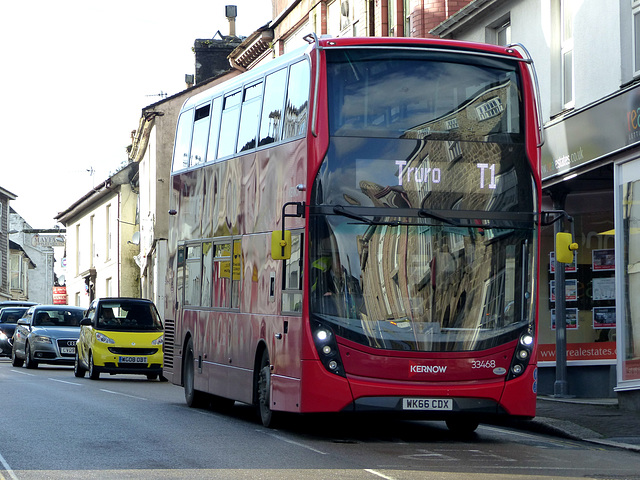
502 396 640 452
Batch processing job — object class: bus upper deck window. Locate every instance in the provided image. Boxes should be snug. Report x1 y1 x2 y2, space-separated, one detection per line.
259 68 287 146
218 91 242 158
283 60 310 140
190 103 211 167
237 82 263 153
172 109 194 172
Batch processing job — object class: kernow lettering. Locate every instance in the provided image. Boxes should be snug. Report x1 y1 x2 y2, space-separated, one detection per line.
410 365 447 374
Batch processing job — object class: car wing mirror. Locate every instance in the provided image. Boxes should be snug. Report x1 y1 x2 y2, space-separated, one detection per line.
80 318 92 326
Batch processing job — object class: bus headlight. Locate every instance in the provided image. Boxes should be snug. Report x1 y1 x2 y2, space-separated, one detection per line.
507 331 535 380
316 330 329 342
311 321 345 378
520 334 534 347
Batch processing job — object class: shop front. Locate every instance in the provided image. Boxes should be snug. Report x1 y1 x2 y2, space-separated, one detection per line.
539 84 640 407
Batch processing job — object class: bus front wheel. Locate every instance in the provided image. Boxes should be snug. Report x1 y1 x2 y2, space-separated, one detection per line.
445 417 479 435
257 349 279 428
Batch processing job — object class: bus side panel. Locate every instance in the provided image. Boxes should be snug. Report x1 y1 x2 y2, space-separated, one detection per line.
163 175 182 384
182 308 208 392
227 311 260 405
249 139 307 234
271 374 302 413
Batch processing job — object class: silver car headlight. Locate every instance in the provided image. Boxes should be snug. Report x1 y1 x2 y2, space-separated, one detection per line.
33 335 52 344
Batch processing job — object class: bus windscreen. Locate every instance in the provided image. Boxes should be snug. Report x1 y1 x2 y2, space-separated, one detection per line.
312 47 536 354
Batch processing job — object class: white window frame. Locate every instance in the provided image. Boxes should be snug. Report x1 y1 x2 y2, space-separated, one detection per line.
561 0 575 109
404 0 412 37
496 21 511 46
10 253 22 290
633 0 640 76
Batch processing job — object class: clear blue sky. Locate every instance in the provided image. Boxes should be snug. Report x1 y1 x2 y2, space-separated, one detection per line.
0 0 272 228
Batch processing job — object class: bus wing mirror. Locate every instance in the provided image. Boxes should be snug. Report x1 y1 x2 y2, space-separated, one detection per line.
556 232 578 263
271 230 292 260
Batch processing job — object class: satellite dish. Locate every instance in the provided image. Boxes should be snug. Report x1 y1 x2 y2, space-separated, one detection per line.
130 231 140 245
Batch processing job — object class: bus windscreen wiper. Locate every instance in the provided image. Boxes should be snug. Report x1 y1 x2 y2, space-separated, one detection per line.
332 205 409 226
333 205 458 227
418 208 459 226
332 205 375 224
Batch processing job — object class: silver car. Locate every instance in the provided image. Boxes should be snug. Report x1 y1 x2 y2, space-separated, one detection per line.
11 305 85 368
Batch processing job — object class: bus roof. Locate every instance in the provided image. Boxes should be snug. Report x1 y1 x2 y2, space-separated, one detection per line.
316 36 526 59
181 35 527 112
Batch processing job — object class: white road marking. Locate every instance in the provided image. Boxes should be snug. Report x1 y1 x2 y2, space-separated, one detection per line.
0 450 19 480
100 389 147 400
49 378 82 386
365 469 397 480
258 430 328 455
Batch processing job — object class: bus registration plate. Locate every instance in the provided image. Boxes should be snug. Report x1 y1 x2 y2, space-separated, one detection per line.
119 356 147 364
402 398 453 411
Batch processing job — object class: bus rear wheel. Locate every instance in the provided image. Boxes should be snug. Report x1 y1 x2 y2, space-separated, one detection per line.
184 338 207 408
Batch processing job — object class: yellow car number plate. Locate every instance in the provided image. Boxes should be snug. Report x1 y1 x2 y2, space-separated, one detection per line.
119 356 147 364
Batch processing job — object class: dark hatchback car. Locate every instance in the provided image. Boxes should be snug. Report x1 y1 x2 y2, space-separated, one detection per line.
0 306 31 356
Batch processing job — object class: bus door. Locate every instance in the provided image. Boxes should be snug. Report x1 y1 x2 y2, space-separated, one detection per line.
271 230 304 409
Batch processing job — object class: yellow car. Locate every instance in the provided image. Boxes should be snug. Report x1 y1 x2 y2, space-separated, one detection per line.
74 297 164 380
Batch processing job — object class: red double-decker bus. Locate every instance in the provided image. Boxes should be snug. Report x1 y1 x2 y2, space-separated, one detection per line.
163 35 543 432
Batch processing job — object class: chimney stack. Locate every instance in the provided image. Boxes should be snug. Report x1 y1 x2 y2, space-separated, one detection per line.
225 5 237 37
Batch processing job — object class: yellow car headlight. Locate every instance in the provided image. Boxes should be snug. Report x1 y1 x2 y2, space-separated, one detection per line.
95 332 115 344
